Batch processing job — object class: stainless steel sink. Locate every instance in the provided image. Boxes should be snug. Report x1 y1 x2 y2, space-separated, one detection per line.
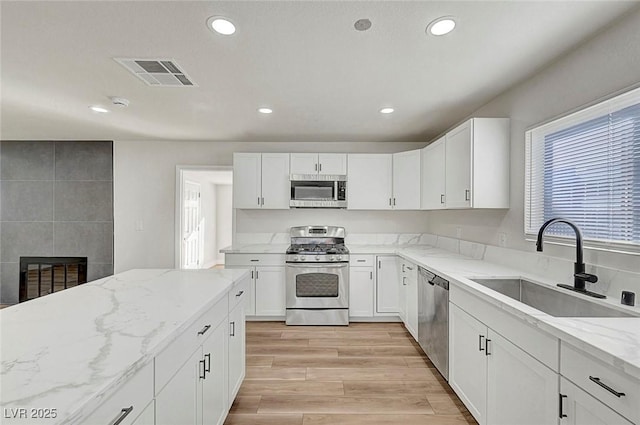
470 278 636 318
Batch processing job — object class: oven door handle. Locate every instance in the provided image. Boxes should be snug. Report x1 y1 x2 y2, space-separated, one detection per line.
286 263 349 269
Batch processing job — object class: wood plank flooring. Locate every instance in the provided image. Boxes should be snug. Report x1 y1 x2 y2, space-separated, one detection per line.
224 321 477 425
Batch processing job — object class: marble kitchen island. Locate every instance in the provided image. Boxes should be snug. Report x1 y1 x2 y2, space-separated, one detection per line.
0 268 250 425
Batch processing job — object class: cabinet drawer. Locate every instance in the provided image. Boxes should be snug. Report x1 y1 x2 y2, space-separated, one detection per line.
561 342 639 423
350 255 374 267
225 253 285 266
82 361 153 425
155 295 228 394
228 274 250 312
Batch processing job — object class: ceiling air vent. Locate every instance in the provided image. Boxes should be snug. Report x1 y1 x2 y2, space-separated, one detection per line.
114 58 196 87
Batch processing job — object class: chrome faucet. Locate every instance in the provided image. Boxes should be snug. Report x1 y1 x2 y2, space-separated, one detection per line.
536 218 604 299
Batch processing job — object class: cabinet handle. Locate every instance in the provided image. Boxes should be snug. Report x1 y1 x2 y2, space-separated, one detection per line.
589 376 626 397
393 198 396 206
406 266 413 271
258 197 260 206
251 270 254 279
378 260 381 269
319 163 322 172
230 321 236 337
315 163 318 171
479 335 485 351
558 394 567 419
236 290 244 297
402 264 405 272
389 198 392 206
204 353 211 373
485 338 491 355
198 324 211 335
250 259 259 262
403 276 407 286
465 189 470 201
199 359 206 379
112 406 134 425
440 194 445 204
356 259 366 262
256 270 259 279
261 197 264 206
370 271 373 280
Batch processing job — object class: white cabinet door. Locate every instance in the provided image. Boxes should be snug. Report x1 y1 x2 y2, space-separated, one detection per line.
445 121 472 209
392 150 421 209
228 301 246 404
201 322 228 425
405 271 418 340
349 267 374 317
376 255 399 313
261 153 290 209
397 258 407 322
421 137 446 209
255 266 286 316
290 153 318 175
449 303 487 425
486 330 557 425
155 348 201 425
131 400 155 425
560 377 633 425
233 153 261 209
319 153 347 175
347 154 393 210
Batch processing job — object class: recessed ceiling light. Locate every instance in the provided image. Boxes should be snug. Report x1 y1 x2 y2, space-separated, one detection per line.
380 107 394 114
207 16 236 35
89 106 109 113
427 17 456 36
258 108 273 114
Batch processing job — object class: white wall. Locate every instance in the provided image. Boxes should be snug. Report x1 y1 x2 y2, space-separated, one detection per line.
215 184 233 263
428 8 640 274
113 141 426 272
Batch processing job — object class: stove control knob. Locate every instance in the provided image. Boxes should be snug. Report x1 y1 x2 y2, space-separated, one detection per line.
294 256 300 262
315 255 321 261
336 255 342 261
330 256 336 261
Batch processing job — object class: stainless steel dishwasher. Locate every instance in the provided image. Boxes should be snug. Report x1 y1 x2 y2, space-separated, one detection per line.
418 266 449 380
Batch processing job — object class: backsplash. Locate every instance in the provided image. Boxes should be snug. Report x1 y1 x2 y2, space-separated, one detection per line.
233 231 640 301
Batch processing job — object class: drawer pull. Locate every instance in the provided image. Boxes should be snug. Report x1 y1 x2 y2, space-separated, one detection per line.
230 321 236 337
198 324 211 335
113 406 134 425
236 290 244 297
589 376 626 397
479 335 485 352
406 266 413 271
204 353 211 373
485 338 491 356
199 359 206 379
250 259 259 262
357 259 366 262
558 394 567 418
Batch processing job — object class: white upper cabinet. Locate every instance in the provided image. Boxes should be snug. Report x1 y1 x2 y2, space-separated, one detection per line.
290 153 347 175
233 153 289 209
392 149 421 210
233 153 262 209
444 118 510 209
261 153 290 209
421 137 446 210
347 154 393 210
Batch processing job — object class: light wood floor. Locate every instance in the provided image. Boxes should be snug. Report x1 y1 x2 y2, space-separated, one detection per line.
224 321 477 425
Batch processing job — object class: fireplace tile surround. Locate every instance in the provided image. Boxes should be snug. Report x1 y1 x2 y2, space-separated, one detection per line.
0 141 114 304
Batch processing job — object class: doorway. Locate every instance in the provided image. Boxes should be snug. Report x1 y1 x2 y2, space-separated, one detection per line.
176 166 233 269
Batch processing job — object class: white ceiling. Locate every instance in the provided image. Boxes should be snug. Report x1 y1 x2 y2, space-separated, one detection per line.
1 1 638 143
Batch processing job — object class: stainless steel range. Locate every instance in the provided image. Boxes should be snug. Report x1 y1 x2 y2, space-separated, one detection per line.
285 225 350 326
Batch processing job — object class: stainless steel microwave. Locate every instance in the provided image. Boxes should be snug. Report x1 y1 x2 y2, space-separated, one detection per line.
290 175 347 208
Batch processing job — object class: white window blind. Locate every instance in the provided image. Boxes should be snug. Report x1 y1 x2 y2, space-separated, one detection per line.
525 87 640 252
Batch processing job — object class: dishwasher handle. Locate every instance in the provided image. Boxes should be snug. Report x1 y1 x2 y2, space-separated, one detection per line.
418 267 449 290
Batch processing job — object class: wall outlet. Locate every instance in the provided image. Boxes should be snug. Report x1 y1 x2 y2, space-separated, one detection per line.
456 227 462 239
498 232 507 247
135 220 144 231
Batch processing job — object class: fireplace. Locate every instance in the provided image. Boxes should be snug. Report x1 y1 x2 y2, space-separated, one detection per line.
19 257 88 302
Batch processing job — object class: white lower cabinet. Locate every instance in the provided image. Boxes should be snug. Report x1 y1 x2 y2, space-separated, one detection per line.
399 260 418 340
376 255 399 314
203 323 228 425
156 347 201 425
449 303 557 425
349 266 374 317
560 377 633 425
228 299 246 403
254 266 286 316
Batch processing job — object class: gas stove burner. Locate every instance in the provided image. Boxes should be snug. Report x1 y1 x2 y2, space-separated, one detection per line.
286 226 350 263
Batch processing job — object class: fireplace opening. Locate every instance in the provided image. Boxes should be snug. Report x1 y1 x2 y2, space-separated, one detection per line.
19 257 88 302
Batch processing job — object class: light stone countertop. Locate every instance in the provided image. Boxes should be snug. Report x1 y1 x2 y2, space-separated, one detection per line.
224 243 640 380
0 268 250 425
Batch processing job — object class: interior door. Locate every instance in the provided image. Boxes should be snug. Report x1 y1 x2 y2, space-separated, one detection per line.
182 180 201 269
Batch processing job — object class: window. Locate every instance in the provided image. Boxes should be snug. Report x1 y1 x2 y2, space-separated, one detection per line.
525 87 640 252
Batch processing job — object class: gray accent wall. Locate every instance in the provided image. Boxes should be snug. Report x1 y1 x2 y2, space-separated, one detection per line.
0 141 114 304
